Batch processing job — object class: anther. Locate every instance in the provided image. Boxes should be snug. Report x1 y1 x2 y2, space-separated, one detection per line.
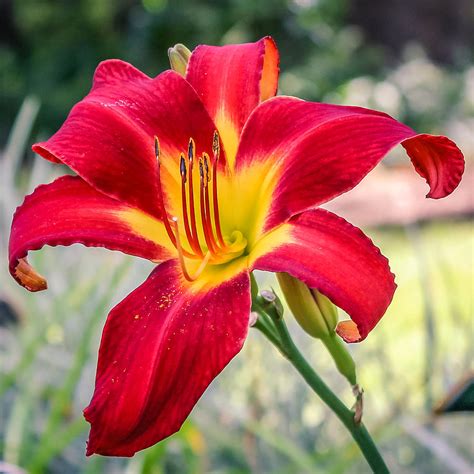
154 136 160 162
203 153 211 183
212 130 220 159
154 134 230 271
180 153 187 182
199 158 205 183
188 138 195 162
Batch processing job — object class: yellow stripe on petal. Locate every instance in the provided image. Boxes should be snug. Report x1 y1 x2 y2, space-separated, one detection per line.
190 221 290 293
219 159 282 248
247 222 291 268
190 256 250 293
117 208 177 258
215 110 240 170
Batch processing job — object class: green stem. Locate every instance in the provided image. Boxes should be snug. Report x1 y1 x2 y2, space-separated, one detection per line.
253 315 281 349
254 309 389 473
321 333 357 386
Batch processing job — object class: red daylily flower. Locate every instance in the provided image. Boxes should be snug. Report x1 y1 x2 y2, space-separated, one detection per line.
9 37 464 456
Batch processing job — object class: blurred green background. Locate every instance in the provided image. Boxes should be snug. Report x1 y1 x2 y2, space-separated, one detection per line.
1 0 473 473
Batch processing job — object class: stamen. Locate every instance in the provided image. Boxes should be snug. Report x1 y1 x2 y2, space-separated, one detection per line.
203 153 222 251
172 217 211 281
180 153 201 256
187 138 202 256
211 132 226 247
199 158 218 255
154 133 232 272
155 137 194 258
180 153 187 181
204 153 210 183
188 137 195 162
212 130 220 156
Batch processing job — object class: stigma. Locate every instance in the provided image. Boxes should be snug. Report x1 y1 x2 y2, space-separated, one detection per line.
154 132 246 281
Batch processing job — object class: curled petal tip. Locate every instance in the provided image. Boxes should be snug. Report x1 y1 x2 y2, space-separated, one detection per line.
85 442 94 457
14 257 48 292
254 210 396 343
402 134 465 200
336 320 362 343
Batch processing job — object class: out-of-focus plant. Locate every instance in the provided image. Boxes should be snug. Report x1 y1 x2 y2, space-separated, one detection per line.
2 0 472 141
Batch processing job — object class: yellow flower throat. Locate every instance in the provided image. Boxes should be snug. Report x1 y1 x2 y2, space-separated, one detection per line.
155 132 247 281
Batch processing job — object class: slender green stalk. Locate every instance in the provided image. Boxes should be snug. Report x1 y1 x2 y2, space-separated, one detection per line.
253 302 389 473
320 333 357 386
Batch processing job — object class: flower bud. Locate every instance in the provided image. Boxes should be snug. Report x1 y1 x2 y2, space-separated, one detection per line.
168 43 192 76
277 272 357 385
276 272 337 338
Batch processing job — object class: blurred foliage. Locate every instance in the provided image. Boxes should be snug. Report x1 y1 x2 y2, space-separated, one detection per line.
1 0 473 141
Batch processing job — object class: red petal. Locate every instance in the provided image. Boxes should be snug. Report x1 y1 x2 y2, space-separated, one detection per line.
9 176 173 291
253 209 396 342
186 37 279 166
33 62 221 217
84 260 250 456
236 97 464 231
402 134 464 199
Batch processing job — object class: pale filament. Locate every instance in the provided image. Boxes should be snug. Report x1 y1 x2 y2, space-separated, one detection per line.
172 217 211 281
